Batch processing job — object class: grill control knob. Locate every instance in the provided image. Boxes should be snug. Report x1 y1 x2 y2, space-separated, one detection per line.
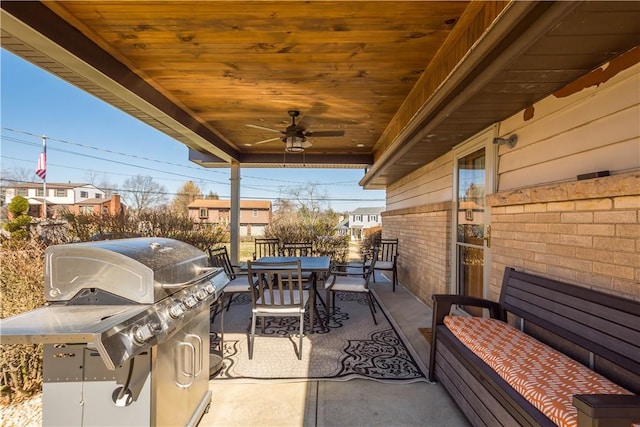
183 295 198 308
204 283 216 294
196 289 208 301
168 304 184 319
133 324 154 343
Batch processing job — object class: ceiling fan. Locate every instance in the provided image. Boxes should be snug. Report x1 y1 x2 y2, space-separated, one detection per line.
246 110 345 152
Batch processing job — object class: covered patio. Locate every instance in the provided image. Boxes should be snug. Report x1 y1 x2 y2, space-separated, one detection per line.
4 1 637 265
2 1 639 425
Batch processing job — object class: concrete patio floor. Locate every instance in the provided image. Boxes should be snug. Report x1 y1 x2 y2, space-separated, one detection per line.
200 274 469 427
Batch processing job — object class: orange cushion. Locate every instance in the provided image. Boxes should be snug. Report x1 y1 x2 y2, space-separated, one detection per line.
444 315 632 427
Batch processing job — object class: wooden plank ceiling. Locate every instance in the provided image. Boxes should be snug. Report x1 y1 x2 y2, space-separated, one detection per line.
2 1 639 189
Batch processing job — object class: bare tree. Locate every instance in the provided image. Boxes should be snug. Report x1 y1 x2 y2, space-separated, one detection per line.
84 170 117 197
121 175 167 212
289 182 329 217
1 166 38 184
170 180 203 215
269 183 337 238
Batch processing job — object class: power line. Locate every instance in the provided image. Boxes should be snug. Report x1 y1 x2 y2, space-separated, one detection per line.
1 128 385 206
2 128 362 186
2 136 231 185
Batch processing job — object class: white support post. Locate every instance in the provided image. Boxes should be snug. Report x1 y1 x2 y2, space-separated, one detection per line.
230 162 241 266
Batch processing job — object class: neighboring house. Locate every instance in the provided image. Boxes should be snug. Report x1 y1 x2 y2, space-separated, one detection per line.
70 194 126 216
335 216 349 237
4 182 123 218
188 199 272 236
346 207 383 240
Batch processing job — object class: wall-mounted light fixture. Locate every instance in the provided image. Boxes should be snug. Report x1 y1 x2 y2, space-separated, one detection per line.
493 134 518 148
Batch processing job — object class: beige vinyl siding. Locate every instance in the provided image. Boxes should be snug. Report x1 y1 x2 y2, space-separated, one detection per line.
497 62 640 191
386 151 453 211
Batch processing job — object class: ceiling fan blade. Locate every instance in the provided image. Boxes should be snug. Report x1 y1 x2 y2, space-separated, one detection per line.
297 115 314 131
246 124 282 133
252 137 281 145
305 130 345 137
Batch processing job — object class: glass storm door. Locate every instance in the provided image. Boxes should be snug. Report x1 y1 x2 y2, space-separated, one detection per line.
455 144 492 316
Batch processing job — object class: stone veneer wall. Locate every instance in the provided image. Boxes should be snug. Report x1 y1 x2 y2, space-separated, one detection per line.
381 202 452 306
487 171 639 302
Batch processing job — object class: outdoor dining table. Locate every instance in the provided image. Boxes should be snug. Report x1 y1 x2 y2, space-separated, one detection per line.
253 256 331 333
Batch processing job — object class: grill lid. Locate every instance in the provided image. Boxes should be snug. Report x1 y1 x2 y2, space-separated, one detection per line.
45 237 209 303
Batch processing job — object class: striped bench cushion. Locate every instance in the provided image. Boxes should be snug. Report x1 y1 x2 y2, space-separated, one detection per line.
444 315 631 427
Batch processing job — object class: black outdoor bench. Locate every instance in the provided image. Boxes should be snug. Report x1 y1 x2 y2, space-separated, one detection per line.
429 267 640 427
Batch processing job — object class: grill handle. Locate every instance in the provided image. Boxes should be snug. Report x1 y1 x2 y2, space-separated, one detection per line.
176 341 196 388
160 268 219 289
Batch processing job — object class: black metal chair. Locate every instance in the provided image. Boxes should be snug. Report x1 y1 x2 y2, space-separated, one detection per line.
246 260 309 360
279 242 315 282
208 246 252 312
253 237 280 260
364 238 399 292
326 247 379 324
279 242 314 257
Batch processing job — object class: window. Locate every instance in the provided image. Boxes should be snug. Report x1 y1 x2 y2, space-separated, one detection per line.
56 189 66 197
80 191 88 198
199 208 208 218
36 189 44 197
80 206 93 214
95 193 102 199
369 215 377 222
355 215 362 222
17 189 27 196
253 209 258 217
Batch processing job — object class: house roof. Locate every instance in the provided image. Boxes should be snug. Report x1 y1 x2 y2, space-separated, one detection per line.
350 207 384 215
77 197 109 205
188 199 272 209
335 218 349 229
9 182 97 189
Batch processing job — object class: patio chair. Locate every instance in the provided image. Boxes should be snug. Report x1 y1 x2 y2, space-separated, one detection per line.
364 238 399 292
279 241 314 257
247 260 309 360
326 248 378 324
278 241 317 284
253 237 280 260
208 246 253 312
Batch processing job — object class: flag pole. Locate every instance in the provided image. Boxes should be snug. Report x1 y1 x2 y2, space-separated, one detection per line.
41 135 47 219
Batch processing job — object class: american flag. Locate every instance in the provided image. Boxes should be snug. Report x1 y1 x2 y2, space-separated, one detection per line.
36 140 47 180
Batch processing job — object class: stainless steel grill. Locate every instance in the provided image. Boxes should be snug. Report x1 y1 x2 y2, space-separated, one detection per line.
0 237 229 426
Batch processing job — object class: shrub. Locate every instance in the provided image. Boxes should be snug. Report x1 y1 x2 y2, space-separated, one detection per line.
3 215 32 241
3 196 33 241
7 196 29 217
314 235 349 264
0 238 46 403
60 210 229 251
360 228 382 258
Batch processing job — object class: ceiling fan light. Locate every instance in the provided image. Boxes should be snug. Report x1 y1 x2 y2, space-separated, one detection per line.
284 135 305 153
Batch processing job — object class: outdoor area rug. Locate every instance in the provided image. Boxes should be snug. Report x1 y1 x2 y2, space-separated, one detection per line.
209 290 428 383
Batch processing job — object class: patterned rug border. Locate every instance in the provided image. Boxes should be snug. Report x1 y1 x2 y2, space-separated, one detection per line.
209 289 429 384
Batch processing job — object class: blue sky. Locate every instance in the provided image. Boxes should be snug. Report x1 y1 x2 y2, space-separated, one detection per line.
1 50 385 212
